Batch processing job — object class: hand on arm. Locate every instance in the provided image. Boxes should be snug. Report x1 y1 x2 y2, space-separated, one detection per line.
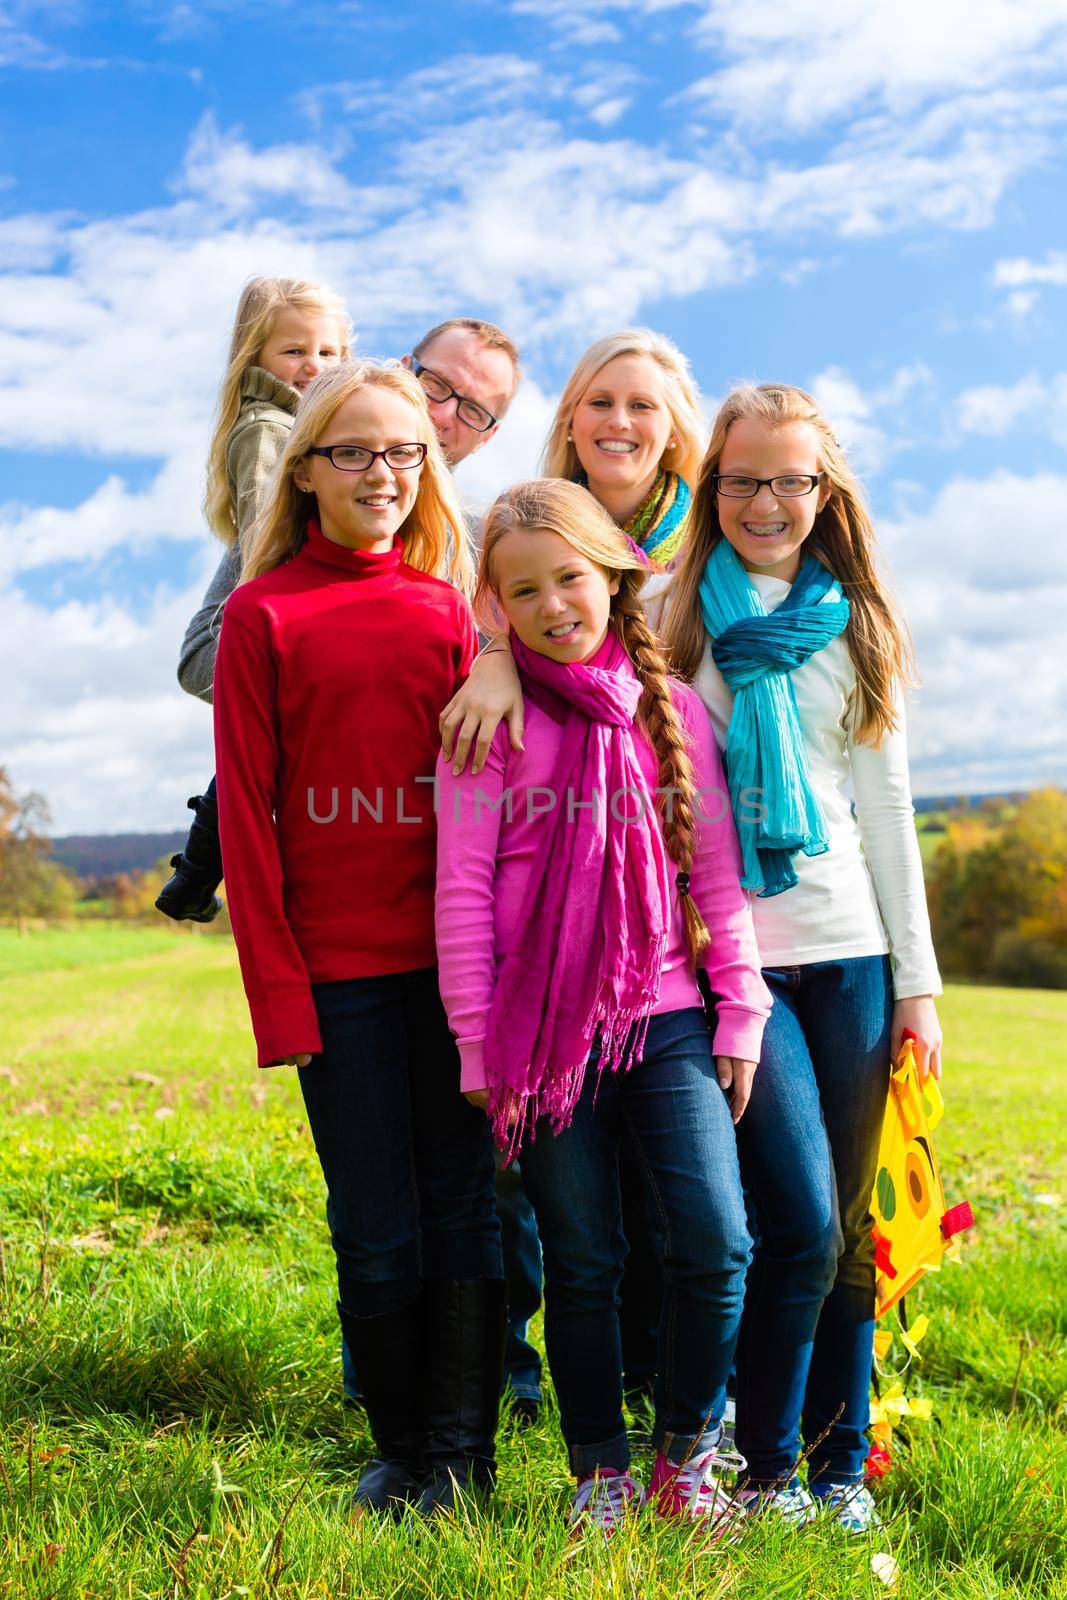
439 636 524 776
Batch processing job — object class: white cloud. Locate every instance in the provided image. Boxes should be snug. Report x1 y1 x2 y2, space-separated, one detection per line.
882 470 1067 794
954 372 1067 444
992 250 1067 318
0 567 218 834
299 55 543 131
809 364 932 472
993 251 1067 289
683 0 1067 130
0 447 204 577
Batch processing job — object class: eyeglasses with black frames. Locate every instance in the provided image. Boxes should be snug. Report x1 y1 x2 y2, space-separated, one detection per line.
712 473 824 498
307 443 428 472
412 359 497 433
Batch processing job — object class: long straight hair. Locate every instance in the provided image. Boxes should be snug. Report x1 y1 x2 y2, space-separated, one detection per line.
478 478 710 968
204 277 352 547
662 384 915 744
240 360 474 595
541 329 706 497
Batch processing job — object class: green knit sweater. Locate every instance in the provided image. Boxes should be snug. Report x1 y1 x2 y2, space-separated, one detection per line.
177 368 299 703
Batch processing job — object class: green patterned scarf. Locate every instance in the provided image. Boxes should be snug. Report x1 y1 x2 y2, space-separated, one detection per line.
623 469 691 565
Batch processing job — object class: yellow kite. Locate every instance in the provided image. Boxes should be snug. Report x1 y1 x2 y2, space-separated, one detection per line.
870 1032 974 1318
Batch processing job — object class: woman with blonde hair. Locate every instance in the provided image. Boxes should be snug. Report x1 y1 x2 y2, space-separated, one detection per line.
542 328 705 568
158 275 350 924
214 360 503 1518
435 478 770 1535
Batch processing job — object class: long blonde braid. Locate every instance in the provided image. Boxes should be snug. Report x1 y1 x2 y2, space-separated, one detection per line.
612 575 710 968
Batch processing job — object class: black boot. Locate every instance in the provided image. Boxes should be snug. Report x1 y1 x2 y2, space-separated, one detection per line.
338 1295 427 1517
156 790 223 923
415 1278 507 1517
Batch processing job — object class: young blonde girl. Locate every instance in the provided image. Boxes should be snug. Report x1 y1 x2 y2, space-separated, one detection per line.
158 276 350 923
213 360 502 1518
434 479 771 1536
435 385 943 1534
657 384 942 1532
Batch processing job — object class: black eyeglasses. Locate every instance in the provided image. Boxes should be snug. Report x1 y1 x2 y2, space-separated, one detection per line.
412 359 497 433
712 473 824 498
307 443 427 472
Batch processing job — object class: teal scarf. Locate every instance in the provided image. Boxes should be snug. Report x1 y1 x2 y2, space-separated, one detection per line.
699 541 850 898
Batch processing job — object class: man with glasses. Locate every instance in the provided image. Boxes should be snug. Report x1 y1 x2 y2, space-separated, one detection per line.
401 318 520 469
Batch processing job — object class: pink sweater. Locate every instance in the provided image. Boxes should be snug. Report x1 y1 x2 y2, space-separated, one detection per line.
434 662 772 1093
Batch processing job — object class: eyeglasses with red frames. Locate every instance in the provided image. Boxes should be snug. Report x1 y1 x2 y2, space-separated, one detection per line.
307 443 427 472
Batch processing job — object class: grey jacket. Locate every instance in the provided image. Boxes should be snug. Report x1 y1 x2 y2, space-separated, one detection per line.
177 367 298 703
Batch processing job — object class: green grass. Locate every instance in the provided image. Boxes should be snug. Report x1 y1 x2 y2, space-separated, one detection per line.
0 925 1064 1599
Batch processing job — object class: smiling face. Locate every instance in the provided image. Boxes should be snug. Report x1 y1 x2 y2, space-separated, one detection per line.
405 328 516 466
257 307 345 393
294 387 424 553
569 353 674 520
492 527 620 664
714 417 831 582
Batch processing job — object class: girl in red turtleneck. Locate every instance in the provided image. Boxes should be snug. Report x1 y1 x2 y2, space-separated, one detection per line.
213 360 504 1519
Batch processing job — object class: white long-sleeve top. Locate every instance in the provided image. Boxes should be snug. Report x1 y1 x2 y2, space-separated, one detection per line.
648 571 942 999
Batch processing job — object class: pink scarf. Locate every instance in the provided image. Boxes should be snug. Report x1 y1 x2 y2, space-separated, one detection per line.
484 627 671 1156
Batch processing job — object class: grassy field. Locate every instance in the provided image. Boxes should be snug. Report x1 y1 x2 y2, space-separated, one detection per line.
0 925 1063 1599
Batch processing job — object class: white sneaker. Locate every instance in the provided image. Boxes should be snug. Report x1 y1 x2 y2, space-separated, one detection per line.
735 1482 819 1525
815 1482 883 1535
570 1469 645 1537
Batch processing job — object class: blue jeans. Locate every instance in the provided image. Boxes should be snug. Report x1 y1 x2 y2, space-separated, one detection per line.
519 1007 751 1478
298 968 502 1323
734 955 893 1488
496 1154 544 1402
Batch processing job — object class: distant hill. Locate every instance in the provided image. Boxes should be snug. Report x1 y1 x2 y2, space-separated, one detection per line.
47 790 1030 879
50 833 185 878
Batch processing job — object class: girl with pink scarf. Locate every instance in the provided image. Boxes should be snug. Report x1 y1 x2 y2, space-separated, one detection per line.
435 480 771 1537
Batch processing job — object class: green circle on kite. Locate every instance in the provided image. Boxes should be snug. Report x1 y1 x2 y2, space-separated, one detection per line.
876 1166 897 1221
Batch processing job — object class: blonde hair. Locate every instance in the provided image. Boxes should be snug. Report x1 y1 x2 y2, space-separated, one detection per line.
240 360 474 595
662 383 915 745
541 329 706 497
478 478 710 967
204 277 352 547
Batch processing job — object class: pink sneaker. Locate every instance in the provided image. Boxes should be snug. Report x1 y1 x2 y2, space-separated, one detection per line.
570 1469 646 1537
650 1444 745 1535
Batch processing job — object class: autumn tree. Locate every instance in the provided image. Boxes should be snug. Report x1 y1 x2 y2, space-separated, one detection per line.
0 767 76 932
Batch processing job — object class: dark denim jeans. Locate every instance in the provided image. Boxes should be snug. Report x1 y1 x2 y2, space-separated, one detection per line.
495 1154 544 1403
340 1154 542 1405
298 968 502 1323
734 955 893 1489
519 1007 751 1478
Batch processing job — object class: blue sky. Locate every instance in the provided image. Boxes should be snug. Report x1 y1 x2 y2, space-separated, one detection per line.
2 0 1067 832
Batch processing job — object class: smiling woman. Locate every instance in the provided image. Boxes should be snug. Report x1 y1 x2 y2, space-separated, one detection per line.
542 328 706 567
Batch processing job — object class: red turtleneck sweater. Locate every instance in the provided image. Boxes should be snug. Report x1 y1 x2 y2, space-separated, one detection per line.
213 521 477 1067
